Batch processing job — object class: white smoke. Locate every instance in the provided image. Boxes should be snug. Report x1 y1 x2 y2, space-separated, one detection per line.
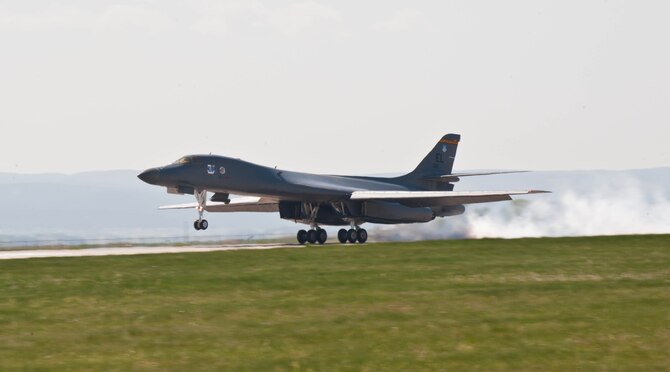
373 177 670 241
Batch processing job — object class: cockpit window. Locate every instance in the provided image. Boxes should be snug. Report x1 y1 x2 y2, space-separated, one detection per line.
173 156 203 164
174 156 192 164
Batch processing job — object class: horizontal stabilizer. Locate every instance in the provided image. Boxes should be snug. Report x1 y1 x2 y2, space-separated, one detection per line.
423 170 529 183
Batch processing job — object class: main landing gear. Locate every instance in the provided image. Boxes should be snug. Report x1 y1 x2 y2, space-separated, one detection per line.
295 227 367 245
295 203 329 245
295 226 367 245
294 202 369 245
337 228 368 244
297 228 327 245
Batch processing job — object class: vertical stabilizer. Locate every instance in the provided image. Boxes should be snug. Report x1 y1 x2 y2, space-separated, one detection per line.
406 133 460 178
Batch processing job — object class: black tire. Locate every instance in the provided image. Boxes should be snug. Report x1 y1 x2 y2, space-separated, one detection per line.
317 229 328 244
347 229 358 244
297 230 308 244
357 229 368 243
200 219 208 230
337 229 348 243
194 220 201 230
307 229 318 244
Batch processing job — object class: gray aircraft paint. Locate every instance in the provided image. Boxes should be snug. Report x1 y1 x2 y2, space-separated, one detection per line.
140 134 462 199
138 134 546 242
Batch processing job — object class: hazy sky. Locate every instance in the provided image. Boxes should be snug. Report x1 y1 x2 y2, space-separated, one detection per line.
1 1 669 175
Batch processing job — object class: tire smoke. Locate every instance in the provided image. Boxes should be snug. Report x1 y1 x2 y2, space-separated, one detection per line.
373 176 670 240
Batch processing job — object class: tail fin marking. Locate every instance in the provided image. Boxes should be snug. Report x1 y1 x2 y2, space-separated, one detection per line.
407 133 460 177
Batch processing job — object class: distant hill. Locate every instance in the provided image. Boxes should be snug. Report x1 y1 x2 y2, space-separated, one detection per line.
0 170 288 245
1 168 669 245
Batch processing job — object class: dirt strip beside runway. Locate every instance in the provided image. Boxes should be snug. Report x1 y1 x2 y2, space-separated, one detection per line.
0 243 299 260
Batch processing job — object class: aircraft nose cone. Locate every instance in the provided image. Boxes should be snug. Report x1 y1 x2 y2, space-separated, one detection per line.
138 167 161 185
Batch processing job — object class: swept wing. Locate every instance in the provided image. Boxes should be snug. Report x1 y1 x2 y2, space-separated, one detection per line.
159 196 278 212
350 190 550 208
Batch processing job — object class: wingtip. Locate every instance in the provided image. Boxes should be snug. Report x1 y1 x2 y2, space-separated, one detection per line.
528 190 552 194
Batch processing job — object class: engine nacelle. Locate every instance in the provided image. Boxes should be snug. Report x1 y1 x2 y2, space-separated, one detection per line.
433 204 465 217
362 201 434 224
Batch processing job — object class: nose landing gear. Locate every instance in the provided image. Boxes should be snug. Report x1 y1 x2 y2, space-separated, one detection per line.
193 189 208 231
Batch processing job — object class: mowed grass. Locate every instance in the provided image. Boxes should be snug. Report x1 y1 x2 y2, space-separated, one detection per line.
1 235 669 371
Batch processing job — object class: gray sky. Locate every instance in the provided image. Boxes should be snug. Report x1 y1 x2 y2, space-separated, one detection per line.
1 0 669 175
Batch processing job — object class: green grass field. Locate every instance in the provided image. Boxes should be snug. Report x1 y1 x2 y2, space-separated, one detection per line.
1 235 669 371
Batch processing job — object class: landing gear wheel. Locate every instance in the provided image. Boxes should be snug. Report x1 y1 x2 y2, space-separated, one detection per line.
194 219 208 230
307 229 318 244
317 229 328 244
297 230 308 244
337 229 348 244
357 229 368 243
347 229 358 244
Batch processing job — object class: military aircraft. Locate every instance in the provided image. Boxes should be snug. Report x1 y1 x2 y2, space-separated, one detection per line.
138 134 548 244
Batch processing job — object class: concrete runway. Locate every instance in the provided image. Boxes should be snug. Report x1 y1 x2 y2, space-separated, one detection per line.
0 243 298 260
